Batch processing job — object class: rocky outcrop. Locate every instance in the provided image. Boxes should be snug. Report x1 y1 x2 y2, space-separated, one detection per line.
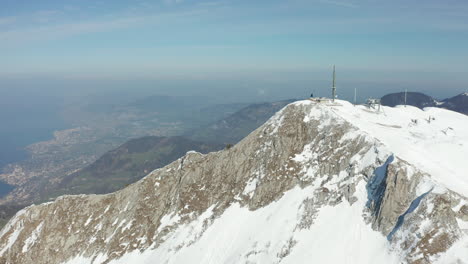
366 158 465 263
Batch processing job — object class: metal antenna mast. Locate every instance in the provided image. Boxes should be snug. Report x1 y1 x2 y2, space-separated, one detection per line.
354 88 357 106
404 89 407 107
332 65 336 102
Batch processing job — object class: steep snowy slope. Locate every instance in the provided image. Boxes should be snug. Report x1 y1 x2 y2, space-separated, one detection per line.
330 101 468 196
0 100 467 264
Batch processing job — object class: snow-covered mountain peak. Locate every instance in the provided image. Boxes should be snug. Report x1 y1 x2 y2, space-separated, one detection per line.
0 99 467 264
297 100 468 196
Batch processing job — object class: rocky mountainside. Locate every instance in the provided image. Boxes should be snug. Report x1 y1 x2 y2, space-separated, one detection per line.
46 136 223 200
0 100 467 264
0 99 283 229
0 99 248 227
0 136 221 228
381 92 437 109
186 99 297 144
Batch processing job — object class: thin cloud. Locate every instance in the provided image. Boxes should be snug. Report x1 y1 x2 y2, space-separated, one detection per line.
0 9 207 45
0 16 17 26
0 17 142 44
64 5 80 12
197 1 226 7
33 10 63 23
164 0 184 4
318 0 358 8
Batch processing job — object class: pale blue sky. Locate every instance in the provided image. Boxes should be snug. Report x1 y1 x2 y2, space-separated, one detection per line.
1 0 468 98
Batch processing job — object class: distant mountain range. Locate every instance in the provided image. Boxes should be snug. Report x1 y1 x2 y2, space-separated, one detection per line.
187 99 297 144
381 92 437 109
381 92 468 115
440 93 468 114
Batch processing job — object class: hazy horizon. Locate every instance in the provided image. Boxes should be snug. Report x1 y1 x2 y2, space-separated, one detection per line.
2 0 468 168
1 0 467 99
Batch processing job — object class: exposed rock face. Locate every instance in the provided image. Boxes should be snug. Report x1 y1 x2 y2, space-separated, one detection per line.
371 160 464 263
0 100 466 264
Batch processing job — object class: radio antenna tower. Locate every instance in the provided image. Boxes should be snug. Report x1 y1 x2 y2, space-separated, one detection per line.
354 88 357 106
332 65 336 102
404 89 408 107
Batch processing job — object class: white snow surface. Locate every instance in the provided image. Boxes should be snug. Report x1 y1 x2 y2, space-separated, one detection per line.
22 222 43 253
0 208 27 256
63 182 399 264
301 100 468 196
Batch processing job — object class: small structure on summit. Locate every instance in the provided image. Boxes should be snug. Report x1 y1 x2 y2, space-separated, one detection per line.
366 98 382 112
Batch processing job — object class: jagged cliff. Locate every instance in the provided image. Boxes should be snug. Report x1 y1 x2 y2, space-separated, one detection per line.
0 100 467 264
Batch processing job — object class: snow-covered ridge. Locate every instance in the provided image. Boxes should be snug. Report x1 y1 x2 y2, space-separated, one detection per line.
0 99 467 264
298 100 468 196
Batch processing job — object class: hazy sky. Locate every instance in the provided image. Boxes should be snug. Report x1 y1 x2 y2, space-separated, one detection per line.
1 0 468 98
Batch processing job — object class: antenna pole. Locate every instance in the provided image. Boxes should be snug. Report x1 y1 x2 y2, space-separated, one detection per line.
332 65 336 102
404 89 407 107
354 88 357 106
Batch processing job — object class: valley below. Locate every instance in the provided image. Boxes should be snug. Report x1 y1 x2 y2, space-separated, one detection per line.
0 96 291 227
